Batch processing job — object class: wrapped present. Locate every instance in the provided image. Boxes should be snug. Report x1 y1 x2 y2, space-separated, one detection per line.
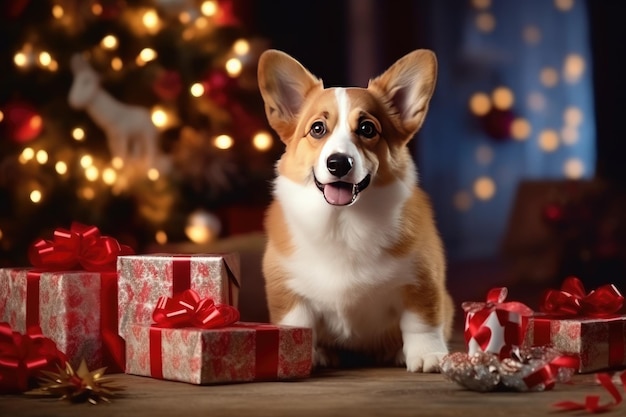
0 222 133 372
117 253 240 339
125 290 312 384
524 276 626 373
463 287 534 359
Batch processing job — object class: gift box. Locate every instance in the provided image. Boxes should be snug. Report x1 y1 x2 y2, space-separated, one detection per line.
463 287 534 359
125 322 312 384
523 277 626 373
117 253 241 340
0 223 132 372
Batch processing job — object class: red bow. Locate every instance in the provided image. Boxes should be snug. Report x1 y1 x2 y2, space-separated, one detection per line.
28 222 134 272
554 370 626 413
540 276 624 317
152 289 240 329
0 323 68 393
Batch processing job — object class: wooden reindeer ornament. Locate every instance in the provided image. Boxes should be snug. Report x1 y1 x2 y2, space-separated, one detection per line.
68 54 167 187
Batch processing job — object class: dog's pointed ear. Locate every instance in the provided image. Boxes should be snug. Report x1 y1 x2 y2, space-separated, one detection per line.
258 50 323 141
368 49 437 138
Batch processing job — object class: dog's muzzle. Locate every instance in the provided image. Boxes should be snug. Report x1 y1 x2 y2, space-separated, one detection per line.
313 153 371 206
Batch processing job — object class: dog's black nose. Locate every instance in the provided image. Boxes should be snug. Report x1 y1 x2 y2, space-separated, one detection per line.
326 153 354 178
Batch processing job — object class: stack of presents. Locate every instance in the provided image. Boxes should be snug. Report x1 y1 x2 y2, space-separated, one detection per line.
1 222 625 394
0 223 312 391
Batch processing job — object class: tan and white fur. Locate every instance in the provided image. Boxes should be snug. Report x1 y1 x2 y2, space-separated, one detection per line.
257 49 454 372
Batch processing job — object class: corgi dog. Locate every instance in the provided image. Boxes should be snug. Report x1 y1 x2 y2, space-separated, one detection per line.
257 49 454 372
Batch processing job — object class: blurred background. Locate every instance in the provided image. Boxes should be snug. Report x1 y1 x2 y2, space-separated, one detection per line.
1 0 625 304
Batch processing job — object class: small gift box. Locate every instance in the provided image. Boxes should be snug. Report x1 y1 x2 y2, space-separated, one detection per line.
463 287 534 359
117 253 240 340
524 276 626 373
0 223 133 372
125 290 312 384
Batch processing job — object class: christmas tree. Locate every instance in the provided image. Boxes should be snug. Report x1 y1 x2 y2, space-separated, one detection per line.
0 0 278 266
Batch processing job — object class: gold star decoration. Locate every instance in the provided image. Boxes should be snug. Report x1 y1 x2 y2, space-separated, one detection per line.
25 359 124 404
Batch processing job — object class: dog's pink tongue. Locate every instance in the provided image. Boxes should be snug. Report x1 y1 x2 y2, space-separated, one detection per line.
324 183 354 206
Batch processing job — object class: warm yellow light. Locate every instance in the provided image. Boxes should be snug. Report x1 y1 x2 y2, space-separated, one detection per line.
195 16 208 29
492 86 514 110
473 177 496 201
80 186 95 200
21 147 35 161
540 67 559 87
201 1 218 16
563 54 585 84
30 189 42 203
101 35 118 50
55 161 68 175
225 58 242 77
523 25 541 45
147 168 160 181
564 106 583 127
253 131 273 151
142 9 160 30
102 167 117 184
80 154 93 168
52 5 64 18
112 157 124 169
14 52 28 68
511 118 532 140
85 165 99 181
0 229 3 240
179 11 191 24
72 127 85 141
538 129 559 152
138 48 157 64
564 158 584 179
30 115 42 132
475 145 494 165
469 92 491 116
0 110 3 123
35 150 48 164
471 0 491 9
214 134 234 149
561 126 578 145
555 0 574 12
190 83 205 97
111 57 123 71
155 230 168 244
91 3 103 16
38 51 52 67
151 108 168 127
453 190 473 212
233 39 250 55
48 60 58 72
476 12 496 32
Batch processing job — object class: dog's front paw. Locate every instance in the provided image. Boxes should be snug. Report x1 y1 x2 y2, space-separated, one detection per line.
403 350 447 373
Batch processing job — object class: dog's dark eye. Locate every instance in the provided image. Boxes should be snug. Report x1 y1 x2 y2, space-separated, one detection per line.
358 120 378 139
310 121 327 139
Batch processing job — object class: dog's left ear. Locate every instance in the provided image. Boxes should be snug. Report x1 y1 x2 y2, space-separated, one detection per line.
368 49 437 138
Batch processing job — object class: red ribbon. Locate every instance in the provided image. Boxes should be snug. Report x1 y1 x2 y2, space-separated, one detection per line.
554 370 626 413
28 222 134 272
540 276 624 317
232 323 281 380
149 290 240 379
463 287 534 357
0 322 68 393
26 222 133 373
152 289 240 329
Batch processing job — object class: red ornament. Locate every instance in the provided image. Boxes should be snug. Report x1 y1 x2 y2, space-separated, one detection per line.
542 202 565 225
214 0 240 27
2 100 43 144
204 69 239 105
481 108 514 141
152 70 183 101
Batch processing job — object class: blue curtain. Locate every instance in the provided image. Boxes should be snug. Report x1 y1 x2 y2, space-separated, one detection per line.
418 0 596 260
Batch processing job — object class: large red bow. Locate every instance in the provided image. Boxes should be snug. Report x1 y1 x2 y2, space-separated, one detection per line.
0 323 68 393
28 222 134 272
152 289 240 329
540 276 624 317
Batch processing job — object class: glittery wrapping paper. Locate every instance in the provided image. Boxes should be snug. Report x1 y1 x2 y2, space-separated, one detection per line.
117 253 240 340
0 267 104 369
125 323 312 384
524 314 626 373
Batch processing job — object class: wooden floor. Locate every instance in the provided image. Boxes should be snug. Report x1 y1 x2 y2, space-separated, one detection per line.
2 334 623 417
